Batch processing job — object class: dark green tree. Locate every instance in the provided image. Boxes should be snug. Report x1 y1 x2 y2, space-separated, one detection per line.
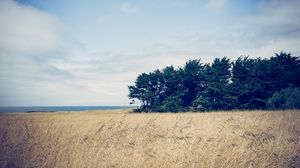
160 66 184 112
129 52 300 112
128 73 151 111
147 70 165 111
179 59 205 109
231 57 268 109
194 57 233 111
128 70 164 111
269 52 300 89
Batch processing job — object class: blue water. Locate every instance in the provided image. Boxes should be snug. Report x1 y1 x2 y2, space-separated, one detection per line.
0 106 134 113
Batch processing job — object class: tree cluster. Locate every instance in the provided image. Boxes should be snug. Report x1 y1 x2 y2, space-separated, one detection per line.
128 52 300 112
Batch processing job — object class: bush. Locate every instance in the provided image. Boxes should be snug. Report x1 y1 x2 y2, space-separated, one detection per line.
267 87 300 109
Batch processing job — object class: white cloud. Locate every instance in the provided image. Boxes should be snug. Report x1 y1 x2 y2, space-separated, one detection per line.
96 16 110 24
0 0 65 55
205 0 229 13
1 0 299 106
186 0 300 60
119 2 140 14
0 0 90 106
254 0 300 37
232 0 300 57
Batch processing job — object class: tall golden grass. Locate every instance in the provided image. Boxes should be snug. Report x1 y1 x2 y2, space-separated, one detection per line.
0 109 299 167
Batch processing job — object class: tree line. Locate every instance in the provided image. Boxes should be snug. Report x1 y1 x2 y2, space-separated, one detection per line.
128 52 300 112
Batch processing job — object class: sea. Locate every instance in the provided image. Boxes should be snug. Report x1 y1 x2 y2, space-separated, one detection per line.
0 106 135 113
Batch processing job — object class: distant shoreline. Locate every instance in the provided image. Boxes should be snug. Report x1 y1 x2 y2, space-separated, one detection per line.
0 106 135 113
26 110 56 113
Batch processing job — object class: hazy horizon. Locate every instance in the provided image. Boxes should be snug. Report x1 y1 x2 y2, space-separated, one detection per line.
1 0 300 106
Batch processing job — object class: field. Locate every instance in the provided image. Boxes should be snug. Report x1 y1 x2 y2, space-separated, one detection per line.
0 110 300 168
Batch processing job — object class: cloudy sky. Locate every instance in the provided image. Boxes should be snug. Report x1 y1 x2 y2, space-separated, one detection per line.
0 0 299 106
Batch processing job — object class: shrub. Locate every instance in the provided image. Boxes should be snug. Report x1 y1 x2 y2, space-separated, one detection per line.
267 87 300 109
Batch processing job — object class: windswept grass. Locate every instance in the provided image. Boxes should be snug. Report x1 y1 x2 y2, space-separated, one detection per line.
0 110 299 167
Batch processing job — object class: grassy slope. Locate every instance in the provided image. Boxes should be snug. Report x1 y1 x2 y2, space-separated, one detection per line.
0 110 299 168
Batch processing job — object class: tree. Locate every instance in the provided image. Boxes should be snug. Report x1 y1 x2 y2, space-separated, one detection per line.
129 52 300 112
160 66 180 100
147 70 165 110
179 59 205 108
129 70 166 112
269 52 300 89
128 73 151 111
231 57 269 109
194 57 233 111
160 66 185 112
230 52 300 110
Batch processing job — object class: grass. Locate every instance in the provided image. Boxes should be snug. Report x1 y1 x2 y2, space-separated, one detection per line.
0 109 299 167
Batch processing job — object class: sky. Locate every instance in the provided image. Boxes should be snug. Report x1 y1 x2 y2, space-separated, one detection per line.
0 0 300 106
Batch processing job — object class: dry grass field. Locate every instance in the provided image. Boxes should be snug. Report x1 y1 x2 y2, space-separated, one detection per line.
0 109 300 168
